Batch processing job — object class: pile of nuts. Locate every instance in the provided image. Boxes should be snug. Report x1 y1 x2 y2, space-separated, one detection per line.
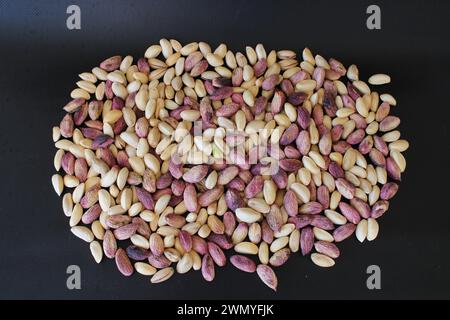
51 39 408 291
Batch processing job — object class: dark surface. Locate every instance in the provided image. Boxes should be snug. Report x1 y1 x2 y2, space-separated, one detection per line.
0 0 449 299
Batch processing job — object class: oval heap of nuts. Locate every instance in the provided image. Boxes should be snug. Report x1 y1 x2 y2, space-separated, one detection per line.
51 39 408 291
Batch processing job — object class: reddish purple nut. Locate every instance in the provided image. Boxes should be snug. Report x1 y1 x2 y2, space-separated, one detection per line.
225 188 245 212
192 235 208 255
280 123 299 145
112 97 124 110
310 215 334 231
244 175 264 198
230 255 257 273
271 89 285 114
262 74 279 90
207 234 233 250
210 87 233 101
207 242 226 267
288 214 313 229
284 190 298 217
300 227 314 256
288 92 308 106
280 79 294 96
333 223 356 242
179 230 193 252
156 172 173 189
253 59 267 77
253 96 268 115
279 159 302 172
92 134 114 149
135 187 154 210
297 106 311 129
338 202 361 224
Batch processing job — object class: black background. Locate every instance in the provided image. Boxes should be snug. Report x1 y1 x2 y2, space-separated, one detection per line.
0 0 449 299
